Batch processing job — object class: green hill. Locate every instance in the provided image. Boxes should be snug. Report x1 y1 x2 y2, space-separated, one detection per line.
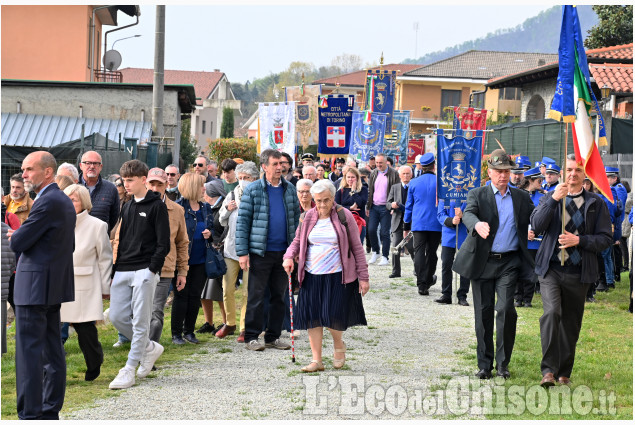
403 5 598 65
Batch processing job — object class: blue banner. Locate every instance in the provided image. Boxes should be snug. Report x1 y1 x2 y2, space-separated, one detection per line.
317 95 354 156
349 111 387 162
436 129 482 202
364 70 396 132
383 110 410 166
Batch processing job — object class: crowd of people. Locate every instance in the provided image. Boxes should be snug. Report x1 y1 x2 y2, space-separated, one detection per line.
1 146 632 419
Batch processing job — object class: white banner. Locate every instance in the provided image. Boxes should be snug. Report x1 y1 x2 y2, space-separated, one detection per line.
258 102 296 159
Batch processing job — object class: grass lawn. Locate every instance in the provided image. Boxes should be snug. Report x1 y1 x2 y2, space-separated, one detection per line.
455 270 633 419
1 297 238 420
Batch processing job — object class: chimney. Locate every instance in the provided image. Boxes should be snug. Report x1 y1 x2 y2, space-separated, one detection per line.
214 69 220 72
538 59 546 66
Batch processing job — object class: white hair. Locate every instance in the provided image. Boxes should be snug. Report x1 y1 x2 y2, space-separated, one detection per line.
296 179 314 189
310 179 335 197
302 165 317 175
57 163 79 182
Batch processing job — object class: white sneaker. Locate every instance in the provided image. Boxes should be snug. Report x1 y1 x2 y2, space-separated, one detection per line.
137 341 164 378
377 256 390 266
369 252 380 264
113 340 124 348
109 367 135 389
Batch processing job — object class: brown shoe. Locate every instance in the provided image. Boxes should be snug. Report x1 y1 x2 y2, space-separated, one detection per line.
215 324 236 338
301 360 325 373
558 376 571 386
540 373 556 387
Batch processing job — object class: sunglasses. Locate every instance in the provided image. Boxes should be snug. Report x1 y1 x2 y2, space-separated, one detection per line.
166 173 177 177
193 163 206 167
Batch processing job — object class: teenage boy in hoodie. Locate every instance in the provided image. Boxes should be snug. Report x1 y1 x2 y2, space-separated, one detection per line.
109 160 170 390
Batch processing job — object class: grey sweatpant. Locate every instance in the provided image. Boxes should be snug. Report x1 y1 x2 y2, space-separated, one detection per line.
110 268 159 366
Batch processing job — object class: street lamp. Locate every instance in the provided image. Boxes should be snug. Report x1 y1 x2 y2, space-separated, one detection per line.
111 34 141 50
601 83 611 101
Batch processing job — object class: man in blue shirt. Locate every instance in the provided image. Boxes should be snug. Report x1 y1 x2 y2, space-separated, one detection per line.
453 149 534 380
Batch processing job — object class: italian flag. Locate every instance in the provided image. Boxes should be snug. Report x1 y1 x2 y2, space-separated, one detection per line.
571 49 613 202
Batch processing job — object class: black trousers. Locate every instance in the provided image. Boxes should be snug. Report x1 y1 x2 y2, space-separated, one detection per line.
620 237 629 270
391 224 413 276
471 253 520 371
413 231 441 290
613 244 623 278
440 246 470 300
515 249 538 303
244 251 287 343
15 304 66 420
171 263 207 336
539 268 590 379
72 321 103 374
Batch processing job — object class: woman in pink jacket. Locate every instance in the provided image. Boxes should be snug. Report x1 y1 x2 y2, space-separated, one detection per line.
283 180 370 373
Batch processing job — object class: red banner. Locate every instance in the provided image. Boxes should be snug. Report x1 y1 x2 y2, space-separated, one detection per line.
407 139 425 164
454 107 488 131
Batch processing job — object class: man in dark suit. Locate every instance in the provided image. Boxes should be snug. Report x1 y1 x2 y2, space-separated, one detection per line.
387 166 414 278
453 149 535 380
9 151 76 419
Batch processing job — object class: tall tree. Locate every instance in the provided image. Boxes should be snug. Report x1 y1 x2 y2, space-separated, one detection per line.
584 5 633 49
179 119 198 171
331 53 363 73
220 106 235 138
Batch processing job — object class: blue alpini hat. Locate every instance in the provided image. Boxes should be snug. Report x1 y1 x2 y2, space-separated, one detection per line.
420 152 435 166
541 157 556 167
516 155 531 169
524 166 543 179
545 163 561 174
605 166 619 176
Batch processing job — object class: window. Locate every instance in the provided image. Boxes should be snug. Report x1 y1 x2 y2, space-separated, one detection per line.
498 87 521 101
202 121 206 134
441 90 462 111
472 92 485 109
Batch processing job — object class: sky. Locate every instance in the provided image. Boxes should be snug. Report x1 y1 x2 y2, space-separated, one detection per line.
106 1 558 84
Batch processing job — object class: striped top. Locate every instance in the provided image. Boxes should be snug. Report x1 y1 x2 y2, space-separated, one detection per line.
305 218 342 275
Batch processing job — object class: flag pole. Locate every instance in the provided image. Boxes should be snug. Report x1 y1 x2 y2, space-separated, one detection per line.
561 122 568 266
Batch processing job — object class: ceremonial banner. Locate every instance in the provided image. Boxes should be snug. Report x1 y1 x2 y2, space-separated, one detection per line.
285 84 321 148
349 110 387 162
407 138 425 164
436 129 482 202
317 95 354 157
548 5 612 202
384 110 410 166
258 102 296 159
454 107 488 132
364 70 396 131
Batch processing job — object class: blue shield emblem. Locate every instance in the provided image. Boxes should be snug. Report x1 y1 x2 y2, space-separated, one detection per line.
297 104 310 122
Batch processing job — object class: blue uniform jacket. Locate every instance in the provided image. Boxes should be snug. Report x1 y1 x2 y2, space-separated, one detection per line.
404 172 442 232
528 189 546 250
437 199 467 248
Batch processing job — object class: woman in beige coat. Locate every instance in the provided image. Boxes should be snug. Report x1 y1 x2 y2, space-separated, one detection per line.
61 184 113 381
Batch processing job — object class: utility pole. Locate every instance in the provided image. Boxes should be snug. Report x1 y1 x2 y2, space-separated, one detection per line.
413 22 419 59
152 6 167 158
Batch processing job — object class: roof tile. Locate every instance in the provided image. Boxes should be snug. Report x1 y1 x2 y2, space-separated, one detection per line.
586 43 633 61
313 64 424 86
589 63 633 94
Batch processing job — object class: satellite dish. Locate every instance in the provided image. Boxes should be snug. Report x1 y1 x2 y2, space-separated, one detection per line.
103 50 122 71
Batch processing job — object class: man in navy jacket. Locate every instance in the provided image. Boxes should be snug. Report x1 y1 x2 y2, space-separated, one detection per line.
9 151 76 419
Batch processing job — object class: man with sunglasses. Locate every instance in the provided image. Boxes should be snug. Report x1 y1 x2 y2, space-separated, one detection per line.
164 164 181 201
79 151 120 233
193 155 214 183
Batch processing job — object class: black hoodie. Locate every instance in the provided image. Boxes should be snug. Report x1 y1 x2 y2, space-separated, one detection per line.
115 190 170 274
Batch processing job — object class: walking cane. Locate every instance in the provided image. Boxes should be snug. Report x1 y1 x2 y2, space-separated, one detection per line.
288 274 296 363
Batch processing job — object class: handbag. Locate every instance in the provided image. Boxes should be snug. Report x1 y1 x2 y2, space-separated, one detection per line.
205 241 227 279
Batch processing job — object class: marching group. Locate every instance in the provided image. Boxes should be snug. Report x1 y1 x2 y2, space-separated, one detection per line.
0 146 632 419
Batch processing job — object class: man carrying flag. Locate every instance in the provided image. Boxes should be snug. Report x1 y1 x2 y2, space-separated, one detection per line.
534 5 614 387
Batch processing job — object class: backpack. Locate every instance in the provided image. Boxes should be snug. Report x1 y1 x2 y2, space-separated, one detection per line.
298 204 352 258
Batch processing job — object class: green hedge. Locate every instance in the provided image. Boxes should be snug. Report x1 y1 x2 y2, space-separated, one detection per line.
208 138 259 164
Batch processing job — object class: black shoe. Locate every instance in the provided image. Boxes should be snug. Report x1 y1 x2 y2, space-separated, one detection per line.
475 369 492 379
434 296 451 304
418 288 429 296
458 299 470 306
514 300 523 307
183 333 200 344
615 274 621 282
172 335 186 345
430 275 437 286
85 365 101 382
496 366 511 379
586 296 596 303
388 273 401 278
197 322 216 334
524 302 532 308
607 283 615 289
596 283 608 292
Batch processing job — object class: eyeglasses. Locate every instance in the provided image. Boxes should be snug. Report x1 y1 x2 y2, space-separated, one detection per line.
81 161 101 167
115 181 123 187
298 190 311 195
193 163 205 167
166 173 177 177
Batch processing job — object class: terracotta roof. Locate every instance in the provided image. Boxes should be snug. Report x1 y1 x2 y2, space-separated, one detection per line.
586 43 633 61
119 68 224 106
589 63 633 94
403 51 558 80
312 64 424 86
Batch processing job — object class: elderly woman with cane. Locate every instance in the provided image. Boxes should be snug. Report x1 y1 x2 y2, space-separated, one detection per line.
283 179 369 372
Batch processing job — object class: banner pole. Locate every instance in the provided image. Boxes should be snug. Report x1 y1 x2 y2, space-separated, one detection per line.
561 122 569 266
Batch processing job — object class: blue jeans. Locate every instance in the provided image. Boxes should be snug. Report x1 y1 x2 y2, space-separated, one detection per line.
368 205 391 257
360 226 366 245
601 247 614 284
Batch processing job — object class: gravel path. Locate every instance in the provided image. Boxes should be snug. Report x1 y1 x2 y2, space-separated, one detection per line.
65 251 480 420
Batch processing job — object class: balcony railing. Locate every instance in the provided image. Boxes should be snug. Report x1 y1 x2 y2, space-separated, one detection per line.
94 69 123 83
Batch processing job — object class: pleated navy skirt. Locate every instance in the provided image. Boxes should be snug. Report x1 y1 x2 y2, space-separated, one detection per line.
295 271 367 331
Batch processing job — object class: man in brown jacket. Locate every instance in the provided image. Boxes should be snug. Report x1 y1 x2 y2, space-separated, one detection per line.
3 174 34 224
113 167 189 343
